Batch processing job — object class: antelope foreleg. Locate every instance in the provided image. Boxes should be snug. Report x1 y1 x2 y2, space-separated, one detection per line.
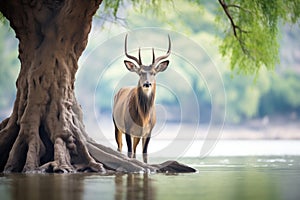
125 133 132 158
132 137 141 159
142 136 151 163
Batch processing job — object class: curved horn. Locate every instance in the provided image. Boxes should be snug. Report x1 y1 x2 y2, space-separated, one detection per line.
138 47 142 65
125 34 141 65
152 48 155 64
152 34 171 67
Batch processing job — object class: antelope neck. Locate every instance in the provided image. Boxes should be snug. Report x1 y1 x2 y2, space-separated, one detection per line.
137 84 155 116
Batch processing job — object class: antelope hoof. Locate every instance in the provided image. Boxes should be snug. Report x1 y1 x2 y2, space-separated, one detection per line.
127 152 133 158
143 153 148 163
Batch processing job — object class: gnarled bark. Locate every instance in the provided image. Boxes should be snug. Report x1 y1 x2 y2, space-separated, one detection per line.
0 0 195 174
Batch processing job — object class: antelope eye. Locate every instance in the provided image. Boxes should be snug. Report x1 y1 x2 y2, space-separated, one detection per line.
137 70 143 75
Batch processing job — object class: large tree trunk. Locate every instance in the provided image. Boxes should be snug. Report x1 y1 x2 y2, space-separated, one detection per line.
0 0 195 173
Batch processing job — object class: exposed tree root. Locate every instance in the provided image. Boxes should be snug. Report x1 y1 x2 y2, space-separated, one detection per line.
0 114 196 174
0 115 20 172
0 96 196 174
87 140 196 173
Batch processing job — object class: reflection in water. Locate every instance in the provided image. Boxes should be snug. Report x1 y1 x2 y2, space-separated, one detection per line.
1 156 300 200
5 174 85 200
114 174 155 200
0 173 155 200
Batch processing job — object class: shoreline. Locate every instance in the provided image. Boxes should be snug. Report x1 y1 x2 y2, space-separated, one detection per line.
87 117 300 141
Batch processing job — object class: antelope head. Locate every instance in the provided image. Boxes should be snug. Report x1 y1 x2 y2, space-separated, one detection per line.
124 34 171 96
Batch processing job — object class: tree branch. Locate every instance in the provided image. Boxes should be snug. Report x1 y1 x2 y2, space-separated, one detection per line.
218 0 238 37
218 0 250 55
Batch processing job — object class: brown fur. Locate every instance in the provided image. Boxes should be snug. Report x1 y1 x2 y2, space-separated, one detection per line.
113 83 157 163
113 34 170 163
128 85 156 127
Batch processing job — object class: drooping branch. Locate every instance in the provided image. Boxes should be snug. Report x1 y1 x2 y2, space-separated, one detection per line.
218 0 250 55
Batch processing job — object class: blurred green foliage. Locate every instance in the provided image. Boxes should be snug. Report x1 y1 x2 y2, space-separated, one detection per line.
1 0 300 124
0 23 19 119
216 0 300 74
102 0 300 74
259 71 300 117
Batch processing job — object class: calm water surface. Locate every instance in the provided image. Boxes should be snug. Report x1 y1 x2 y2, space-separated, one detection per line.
1 156 300 200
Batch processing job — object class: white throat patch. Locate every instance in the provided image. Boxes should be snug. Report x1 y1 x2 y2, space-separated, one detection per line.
142 87 152 97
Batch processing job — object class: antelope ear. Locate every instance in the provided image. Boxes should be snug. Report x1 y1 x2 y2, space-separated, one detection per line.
124 60 138 72
155 60 169 73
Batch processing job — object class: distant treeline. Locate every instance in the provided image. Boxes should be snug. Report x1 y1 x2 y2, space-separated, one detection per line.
1 1 300 124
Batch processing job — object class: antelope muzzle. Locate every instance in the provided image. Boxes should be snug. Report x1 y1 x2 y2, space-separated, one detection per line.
143 81 152 88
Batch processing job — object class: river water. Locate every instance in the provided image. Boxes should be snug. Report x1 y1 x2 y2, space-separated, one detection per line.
1 155 300 200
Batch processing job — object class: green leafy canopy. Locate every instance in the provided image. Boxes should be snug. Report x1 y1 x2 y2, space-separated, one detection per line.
217 0 300 74
103 0 300 74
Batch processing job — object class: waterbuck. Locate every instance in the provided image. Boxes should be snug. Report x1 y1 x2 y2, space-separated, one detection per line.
112 34 171 163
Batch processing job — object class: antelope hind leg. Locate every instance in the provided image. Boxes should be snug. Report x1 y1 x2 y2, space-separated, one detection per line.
114 120 123 152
